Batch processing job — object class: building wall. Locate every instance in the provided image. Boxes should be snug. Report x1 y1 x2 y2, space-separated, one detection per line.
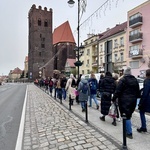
127 1 150 77
28 5 53 80
53 43 76 72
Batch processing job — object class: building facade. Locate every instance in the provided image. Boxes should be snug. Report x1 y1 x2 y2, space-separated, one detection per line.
127 0 150 77
28 5 53 80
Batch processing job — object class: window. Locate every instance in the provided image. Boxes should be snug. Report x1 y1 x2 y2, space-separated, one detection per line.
129 61 139 69
129 45 140 57
82 70 84 74
44 20 48 27
87 70 90 74
39 52 41 56
42 38 45 42
100 57 103 65
130 29 139 36
114 39 118 48
87 49 90 55
114 54 118 62
120 37 124 46
120 53 124 62
41 44 45 48
129 13 141 21
100 44 103 52
38 19 41 26
87 59 89 64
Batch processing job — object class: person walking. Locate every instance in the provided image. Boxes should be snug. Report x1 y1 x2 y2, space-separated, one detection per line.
56 78 62 103
77 75 90 112
99 71 116 125
49 77 53 96
65 74 77 106
112 67 140 139
61 75 67 100
88 73 99 110
137 69 150 133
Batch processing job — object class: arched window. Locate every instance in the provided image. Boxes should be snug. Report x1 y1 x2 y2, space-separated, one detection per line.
38 19 41 26
44 20 48 27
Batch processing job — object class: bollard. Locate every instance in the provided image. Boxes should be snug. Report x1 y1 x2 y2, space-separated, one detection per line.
122 113 128 150
69 96 71 110
85 101 88 123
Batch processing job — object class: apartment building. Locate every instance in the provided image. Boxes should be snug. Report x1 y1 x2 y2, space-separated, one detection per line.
127 0 150 77
80 34 99 74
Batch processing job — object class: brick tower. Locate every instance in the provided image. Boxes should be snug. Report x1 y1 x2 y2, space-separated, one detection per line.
28 4 53 80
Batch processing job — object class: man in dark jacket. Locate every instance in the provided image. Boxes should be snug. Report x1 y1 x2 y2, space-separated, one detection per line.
112 67 140 139
99 71 116 125
137 69 150 133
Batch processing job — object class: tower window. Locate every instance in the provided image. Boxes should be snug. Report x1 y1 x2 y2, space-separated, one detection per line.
41 44 45 48
44 20 48 27
38 19 41 26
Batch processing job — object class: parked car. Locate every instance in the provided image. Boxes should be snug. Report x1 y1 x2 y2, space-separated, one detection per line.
136 77 144 89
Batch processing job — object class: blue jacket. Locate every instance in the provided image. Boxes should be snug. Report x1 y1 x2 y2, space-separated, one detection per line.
88 78 98 95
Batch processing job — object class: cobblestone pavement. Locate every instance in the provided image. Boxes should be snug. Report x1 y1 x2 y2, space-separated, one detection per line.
22 85 121 150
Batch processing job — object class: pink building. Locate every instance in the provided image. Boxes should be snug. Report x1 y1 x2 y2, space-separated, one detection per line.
127 0 150 77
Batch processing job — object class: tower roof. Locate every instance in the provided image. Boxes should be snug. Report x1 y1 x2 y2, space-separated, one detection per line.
53 21 75 45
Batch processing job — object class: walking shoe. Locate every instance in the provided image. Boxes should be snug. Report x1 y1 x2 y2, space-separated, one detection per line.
97 105 99 110
100 116 105 121
126 133 133 139
82 108 85 112
112 121 117 126
137 127 147 133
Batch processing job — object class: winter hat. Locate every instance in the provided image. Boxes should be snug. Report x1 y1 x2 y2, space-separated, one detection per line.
124 66 131 75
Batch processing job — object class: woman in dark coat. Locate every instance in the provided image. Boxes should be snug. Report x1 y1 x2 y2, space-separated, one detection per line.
100 71 116 125
137 69 150 133
112 67 140 139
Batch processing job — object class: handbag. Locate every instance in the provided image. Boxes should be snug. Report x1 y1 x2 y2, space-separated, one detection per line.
108 103 117 118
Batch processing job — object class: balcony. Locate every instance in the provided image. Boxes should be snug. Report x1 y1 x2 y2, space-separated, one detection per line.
129 33 143 43
92 62 98 67
92 51 97 56
129 16 143 28
129 49 143 59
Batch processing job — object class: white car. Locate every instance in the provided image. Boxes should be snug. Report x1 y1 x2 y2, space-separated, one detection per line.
136 77 144 89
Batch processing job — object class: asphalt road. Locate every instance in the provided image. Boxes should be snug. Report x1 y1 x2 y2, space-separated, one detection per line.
0 83 27 150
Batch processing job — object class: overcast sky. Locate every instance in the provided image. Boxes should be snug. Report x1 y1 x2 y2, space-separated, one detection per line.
0 0 147 75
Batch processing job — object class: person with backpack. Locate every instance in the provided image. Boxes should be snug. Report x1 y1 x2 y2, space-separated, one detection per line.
88 73 99 110
49 77 53 96
77 75 90 112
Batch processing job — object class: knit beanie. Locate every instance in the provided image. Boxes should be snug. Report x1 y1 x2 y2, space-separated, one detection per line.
124 66 131 75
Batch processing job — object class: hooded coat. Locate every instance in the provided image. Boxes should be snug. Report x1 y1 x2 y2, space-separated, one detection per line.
139 78 150 113
100 75 116 115
112 75 140 119
77 79 90 102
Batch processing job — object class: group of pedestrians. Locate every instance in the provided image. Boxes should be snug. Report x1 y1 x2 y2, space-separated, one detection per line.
35 67 150 140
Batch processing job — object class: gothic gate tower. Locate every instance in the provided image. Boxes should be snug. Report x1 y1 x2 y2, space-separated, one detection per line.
28 4 53 80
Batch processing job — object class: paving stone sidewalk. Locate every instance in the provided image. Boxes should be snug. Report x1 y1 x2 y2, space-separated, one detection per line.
22 85 121 150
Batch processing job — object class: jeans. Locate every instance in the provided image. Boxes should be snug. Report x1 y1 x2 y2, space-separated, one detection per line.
81 101 86 109
89 94 98 107
57 88 62 100
62 88 66 100
126 119 132 134
140 111 146 129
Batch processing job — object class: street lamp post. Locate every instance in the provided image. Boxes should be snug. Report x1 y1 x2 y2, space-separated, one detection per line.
67 0 86 78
